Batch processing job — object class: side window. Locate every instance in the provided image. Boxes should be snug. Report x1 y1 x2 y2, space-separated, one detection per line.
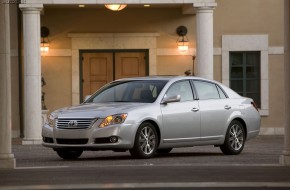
193 81 220 100
217 85 227 99
165 80 194 102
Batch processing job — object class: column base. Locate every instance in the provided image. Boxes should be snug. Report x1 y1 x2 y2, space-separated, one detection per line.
0 154 15 169
22 138 42 145
279 151 290 165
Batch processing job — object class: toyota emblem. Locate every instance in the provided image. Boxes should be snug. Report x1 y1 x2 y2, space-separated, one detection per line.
68 120 78 127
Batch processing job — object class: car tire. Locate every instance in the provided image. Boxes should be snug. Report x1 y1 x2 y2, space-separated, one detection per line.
220 120 245 155
156 148 173 154
129 122 158 159
56 149 83 160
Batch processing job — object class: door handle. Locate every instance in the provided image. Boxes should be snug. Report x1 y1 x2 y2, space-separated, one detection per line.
191 108 199 112
224 105 231 110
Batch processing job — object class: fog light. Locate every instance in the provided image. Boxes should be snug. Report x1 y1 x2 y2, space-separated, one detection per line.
110 136 118 143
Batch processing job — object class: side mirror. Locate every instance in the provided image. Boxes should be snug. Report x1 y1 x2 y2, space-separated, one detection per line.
161 95 181 104
84 95 92 102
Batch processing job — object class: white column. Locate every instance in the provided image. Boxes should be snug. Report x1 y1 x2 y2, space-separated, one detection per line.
194 2 217 80
280 0 290 165
20 4 43 145
0 3 15 168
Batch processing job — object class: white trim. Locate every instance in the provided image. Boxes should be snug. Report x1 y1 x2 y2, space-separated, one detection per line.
259 127 285 135
222 35 269 116
214 46 284 56
42 49 72 57
68 33 160 38
269 46 284 54
157 48 196 56
42 47 284 57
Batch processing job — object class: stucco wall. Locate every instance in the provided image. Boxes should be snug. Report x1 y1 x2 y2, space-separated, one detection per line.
214 0 284 47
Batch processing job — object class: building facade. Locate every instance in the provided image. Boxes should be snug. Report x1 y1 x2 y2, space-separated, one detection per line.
0 0 290 168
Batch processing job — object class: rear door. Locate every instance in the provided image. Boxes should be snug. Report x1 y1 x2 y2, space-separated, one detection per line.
192 80 232 140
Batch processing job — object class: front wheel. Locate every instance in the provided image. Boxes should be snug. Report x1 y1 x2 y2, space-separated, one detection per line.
56 149 83 160
129 122 158 159
220 120 245 155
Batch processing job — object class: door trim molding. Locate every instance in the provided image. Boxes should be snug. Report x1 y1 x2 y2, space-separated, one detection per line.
68 33 159 105
79 50 149 102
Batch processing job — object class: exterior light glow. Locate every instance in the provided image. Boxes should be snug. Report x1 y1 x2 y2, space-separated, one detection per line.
78 5 85 8
40 26 50 55
40 41 49 55
105 4 127 11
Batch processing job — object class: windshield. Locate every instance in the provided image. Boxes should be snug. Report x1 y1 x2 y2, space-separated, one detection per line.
86 80 168 103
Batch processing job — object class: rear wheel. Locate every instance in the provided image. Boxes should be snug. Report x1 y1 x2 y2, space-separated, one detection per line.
220 120 245 155
56 149 83 160
129 122 158 159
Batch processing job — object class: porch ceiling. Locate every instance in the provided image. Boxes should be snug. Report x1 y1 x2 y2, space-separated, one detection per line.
23 0 207 5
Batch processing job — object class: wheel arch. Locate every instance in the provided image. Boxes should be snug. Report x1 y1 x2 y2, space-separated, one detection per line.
232 117 248 139
141 120 161 147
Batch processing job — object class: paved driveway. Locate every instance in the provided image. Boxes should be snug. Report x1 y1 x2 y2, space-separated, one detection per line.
0 136 289 190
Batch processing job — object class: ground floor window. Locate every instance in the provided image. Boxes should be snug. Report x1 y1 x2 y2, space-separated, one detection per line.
229 51 261 107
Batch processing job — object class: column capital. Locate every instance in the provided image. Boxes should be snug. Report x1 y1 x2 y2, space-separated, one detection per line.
193 2 217 10
19 3 43 12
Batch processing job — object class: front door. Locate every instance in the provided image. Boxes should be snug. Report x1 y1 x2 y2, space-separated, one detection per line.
82 51 147 100
161 80 200 143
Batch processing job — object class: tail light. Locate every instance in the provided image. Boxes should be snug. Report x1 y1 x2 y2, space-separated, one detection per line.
251 101 259 112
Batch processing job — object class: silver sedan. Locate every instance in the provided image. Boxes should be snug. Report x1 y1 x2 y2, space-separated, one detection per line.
42 76 260 159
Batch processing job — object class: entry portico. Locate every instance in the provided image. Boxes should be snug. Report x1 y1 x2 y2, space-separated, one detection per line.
19 0 217 145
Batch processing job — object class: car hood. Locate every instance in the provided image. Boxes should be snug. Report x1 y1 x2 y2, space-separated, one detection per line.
56 102 149 118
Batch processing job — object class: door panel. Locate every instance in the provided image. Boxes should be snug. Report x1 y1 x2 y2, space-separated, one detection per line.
161 80 200 143
161 101 200 142
115 52 146 79
198 99 232 140
82 53 113 99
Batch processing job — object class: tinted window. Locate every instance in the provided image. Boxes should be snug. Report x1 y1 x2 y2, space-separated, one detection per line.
217 85 227 99
87 80 168 103
193 81 220 100
165 80 193 102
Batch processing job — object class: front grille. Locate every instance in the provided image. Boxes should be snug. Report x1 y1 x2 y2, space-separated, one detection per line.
56 118 96 129
56 138 88 145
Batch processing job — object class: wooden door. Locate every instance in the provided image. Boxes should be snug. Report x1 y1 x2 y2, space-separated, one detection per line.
115 52 146 80
82 53 113 98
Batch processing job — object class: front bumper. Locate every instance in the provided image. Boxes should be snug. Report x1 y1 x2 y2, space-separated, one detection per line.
42 120 137 150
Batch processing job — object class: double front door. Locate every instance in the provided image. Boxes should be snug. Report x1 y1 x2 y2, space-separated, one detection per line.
82 51 147 99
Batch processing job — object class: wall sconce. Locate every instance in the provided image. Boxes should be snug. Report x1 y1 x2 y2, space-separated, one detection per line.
176 26 189 53
40 26 50 55
105 4 127 11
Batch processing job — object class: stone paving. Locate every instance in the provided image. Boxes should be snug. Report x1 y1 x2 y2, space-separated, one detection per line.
12 135 284 168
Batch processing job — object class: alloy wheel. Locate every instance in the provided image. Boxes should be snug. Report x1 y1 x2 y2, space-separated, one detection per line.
139 126 156 155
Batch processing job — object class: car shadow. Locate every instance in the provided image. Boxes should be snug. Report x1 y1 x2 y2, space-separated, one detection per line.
68 151 224 162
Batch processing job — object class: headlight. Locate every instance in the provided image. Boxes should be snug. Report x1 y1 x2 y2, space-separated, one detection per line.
46 112 57 128
99 114 127 128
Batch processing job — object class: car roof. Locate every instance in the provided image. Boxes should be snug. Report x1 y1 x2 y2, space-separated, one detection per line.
116 75 214 82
